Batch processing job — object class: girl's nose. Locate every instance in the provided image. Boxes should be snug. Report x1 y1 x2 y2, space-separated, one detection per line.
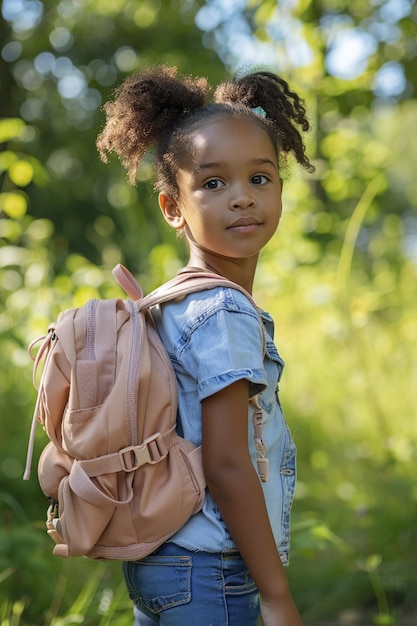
230 185 255 210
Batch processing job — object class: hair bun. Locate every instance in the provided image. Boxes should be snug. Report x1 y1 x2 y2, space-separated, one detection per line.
127 66 208 123
97 65 209 183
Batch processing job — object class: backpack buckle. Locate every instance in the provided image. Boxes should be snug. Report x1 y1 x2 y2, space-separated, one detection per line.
118 433 167 472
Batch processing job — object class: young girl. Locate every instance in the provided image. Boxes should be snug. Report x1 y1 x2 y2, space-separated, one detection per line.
97 65 313 626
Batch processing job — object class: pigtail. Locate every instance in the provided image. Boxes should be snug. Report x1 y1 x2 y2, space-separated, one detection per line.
214 71 313 172
96 65 209 184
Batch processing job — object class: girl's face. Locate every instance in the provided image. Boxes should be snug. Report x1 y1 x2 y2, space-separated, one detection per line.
159 116 282 267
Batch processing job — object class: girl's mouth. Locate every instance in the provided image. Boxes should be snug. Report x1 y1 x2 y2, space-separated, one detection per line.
228 217 262 232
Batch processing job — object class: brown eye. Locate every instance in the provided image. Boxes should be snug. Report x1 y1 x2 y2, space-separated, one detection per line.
251 175 268 185
204 179 224 189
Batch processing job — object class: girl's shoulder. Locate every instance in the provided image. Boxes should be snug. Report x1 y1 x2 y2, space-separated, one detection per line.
155 285 264 354
165 284 260 322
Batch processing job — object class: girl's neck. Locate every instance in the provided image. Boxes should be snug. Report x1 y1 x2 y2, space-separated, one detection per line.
187 247 258 295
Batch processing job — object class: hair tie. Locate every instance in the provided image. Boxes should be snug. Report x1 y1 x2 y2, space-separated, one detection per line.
251 105 267 118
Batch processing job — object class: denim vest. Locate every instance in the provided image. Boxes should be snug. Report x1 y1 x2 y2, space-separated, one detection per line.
153 286 296 564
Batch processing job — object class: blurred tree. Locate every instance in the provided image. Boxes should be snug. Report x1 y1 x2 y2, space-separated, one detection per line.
196 0 417 282
1 0 225 278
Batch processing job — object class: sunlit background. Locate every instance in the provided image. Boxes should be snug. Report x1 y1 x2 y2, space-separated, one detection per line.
1 1 416 624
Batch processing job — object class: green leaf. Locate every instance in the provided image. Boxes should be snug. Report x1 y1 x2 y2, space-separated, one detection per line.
0 191 28 218
9 160 34 187
0 118 26 143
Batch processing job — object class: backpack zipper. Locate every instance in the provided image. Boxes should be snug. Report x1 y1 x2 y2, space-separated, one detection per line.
85 299 98 360
125 299 141 446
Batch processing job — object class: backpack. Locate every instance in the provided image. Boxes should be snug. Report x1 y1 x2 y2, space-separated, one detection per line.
24 264 268 560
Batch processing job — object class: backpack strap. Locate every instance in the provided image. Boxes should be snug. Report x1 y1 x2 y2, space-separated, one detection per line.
251 396 269 482
24 329 57 480
140 271 259 313
112 263 257 311
112 264 143 300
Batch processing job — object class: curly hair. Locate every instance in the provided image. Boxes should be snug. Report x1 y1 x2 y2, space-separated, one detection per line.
97 65 313 199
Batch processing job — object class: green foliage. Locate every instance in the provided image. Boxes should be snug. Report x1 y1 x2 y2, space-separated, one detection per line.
1 0 417 623
0 563 134 625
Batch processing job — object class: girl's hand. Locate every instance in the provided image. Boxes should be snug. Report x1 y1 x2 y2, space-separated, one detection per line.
260 595 304 626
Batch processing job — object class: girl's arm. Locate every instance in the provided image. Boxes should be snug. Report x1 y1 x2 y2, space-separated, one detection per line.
201 378 303 626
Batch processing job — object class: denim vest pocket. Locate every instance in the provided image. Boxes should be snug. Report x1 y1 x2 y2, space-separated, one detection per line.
264 340 285 382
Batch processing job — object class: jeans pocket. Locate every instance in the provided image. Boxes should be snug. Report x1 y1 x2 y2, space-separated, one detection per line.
123 554 192 615
223 553 257 596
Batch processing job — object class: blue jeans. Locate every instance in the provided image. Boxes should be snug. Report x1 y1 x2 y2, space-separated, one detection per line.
123 542 260 625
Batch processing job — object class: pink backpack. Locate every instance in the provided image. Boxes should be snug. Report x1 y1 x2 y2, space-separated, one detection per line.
24 265 268 559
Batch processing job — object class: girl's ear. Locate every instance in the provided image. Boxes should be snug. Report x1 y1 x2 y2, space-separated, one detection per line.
158 193 186 230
